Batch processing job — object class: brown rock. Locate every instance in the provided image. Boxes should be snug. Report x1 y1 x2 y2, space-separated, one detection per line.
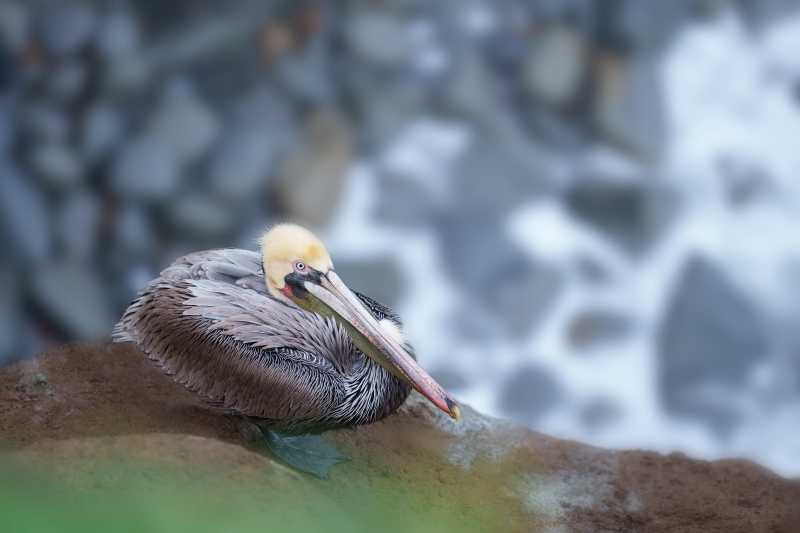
0 341 798 532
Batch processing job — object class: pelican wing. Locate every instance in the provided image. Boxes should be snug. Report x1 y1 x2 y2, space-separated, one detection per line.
114 249 351 421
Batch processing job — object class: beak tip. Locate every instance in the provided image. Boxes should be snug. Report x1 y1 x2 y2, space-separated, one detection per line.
446 399 460 422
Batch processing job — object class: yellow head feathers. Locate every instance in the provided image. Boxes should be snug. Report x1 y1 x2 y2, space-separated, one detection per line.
259 223 334 301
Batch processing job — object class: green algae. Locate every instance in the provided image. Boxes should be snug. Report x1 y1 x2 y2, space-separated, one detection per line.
0 429 545 533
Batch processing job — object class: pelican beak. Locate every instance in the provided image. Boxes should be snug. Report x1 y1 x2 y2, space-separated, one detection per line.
288 270 460 421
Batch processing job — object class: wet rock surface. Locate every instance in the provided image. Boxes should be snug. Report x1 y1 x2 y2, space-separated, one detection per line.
0 341 796 533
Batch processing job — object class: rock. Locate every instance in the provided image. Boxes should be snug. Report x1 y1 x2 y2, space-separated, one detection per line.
274 108 354 228
46 60 86 102
0 273 22 365
207 124 276 202
145 93 220 167
357 84 426 150
167 194 236 241
94 4 140 60
346 10 411 68
579 396 623 432
0 165 52 265
110 137 180 201
742 0 800 28
29 263 115 340
616 0 693 50
274 38 333 104
101 52 153 96
718 154 773 206
373 175 433 229
427 366 470 392
112 204 157 260
659 257 771 433
595 51 667 159
0 1 31 53
38 0 97 58
79 102 124 162
520 23 587 107
55 191 101 261
565 177 676 255
574 254 611 284
453 130 548 212
20 102 69 143
498 364 564 426
27 142 83 189
440 212 561 338
0 340 797 532
567 309 634 350
333 257 405 309
441 48 498 121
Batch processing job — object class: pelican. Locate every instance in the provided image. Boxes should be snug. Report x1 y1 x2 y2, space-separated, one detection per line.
113 223 459 476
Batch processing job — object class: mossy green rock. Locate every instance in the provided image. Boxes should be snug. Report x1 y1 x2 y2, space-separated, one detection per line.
0 341 797 532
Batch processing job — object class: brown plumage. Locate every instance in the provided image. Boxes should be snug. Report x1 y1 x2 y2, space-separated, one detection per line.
115 224 459 440
113 247 412 435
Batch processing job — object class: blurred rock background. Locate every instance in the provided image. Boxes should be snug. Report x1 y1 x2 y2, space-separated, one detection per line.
1 0 800 476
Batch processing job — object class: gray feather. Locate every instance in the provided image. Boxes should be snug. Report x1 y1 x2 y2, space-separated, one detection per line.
113 247 412 436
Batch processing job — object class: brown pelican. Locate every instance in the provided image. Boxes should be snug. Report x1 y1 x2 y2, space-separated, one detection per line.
113 223 459 476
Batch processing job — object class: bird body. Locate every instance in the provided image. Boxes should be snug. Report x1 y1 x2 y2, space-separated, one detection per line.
114 248 410 435
114 224 458 443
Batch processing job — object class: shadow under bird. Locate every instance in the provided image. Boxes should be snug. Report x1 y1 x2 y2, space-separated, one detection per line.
113 223 459 476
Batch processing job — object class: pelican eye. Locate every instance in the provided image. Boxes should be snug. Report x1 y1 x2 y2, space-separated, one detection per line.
294 261 306 273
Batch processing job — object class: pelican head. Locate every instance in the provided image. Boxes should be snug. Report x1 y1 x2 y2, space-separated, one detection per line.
260 223 460 421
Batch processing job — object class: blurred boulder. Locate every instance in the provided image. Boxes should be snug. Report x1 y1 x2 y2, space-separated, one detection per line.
101 52 153 96
80 102 124 162
373 175 433 229
358 84 426 150
565 177 676 255
27 142 83 189
30 262 115 340
20 101 69 143
208 124 276 202
739 0 800 29
521 23 587 108
39 0 97 58
575 254 611 284
568 308 634 350
110 137 180 201
46 60 86 102
718 155 773 207
55 191 101 261
346 10 411 68
498 364 563 426
95 3 140 61
659 257 770 433
454 131 549 212
594 52 666 160
0 165 52 265
442 48 498 121
333 257 405 309
145 93 220 167
616 0 693 50
579 396 623 432
167 194 236 242
441 212 561 338
112 204 157 261
427 366 470 392
0 272 22 365
274 107 353 229
0 1 31 53
274 38 332 104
